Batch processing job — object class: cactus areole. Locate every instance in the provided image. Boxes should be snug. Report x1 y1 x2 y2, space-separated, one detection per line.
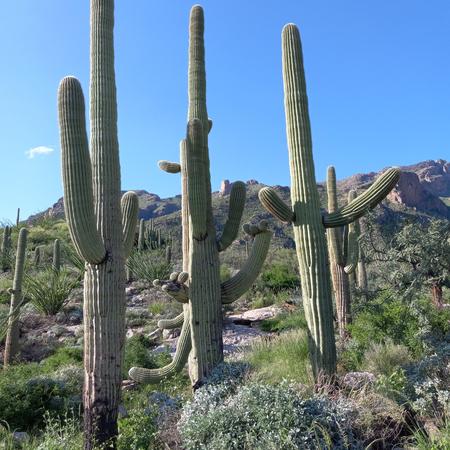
58 0 138 448
258 24 400 378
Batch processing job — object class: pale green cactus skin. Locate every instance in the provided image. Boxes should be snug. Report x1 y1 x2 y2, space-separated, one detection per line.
258 24 400 377
138 218 145 251
327 170 360 338
129 5 272 387
34 246 42 267
52 239 61 272
4 228 27 366
57 0 138 446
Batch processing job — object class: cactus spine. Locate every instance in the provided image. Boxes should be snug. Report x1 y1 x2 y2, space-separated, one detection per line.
58 0 138 447
52 239 61 272
4 228 28 365
258 24 400 377
129 5 272 387
327 170 359 337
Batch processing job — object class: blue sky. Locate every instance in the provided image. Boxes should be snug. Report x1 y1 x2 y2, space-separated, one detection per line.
1 1 449 222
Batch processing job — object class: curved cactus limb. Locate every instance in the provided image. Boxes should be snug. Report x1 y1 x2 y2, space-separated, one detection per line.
258 187 294 224
121 191 139 258
129 310 192 383
158 312 184 330
221 223 272 304
153 272 189 304
323 168 400 228
59 77 106 265
218 181 246 251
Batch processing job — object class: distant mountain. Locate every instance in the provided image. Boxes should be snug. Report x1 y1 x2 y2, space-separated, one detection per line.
29 159 450 249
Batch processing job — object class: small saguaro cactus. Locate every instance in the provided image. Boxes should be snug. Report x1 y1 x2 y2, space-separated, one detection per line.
129 5 272 387
16 208 20 228
138 218 145 251
165 244 172 264
1 225 12 271
327 170 360 338
52 239 61 272
258 24 400 377
4 228 28 365
57 0 139 447
34 245 42 267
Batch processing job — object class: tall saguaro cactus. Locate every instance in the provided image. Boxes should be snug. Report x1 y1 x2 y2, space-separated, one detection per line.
327 169 359 337
52 239 61 272
258 24 400 377
4 228 27 366
129 5 272 387
58 0 138 447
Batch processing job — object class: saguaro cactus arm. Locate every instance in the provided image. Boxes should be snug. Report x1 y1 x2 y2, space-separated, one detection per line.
129 311 192 383
153 272 189 304
326 166 343 265
121 191 139 258
344 227 359 274
258 187 295 223
158 160 181 174
158 312 184 330
218 181 246 251
323 168 400 228
221 222 272 304
58 76 106 264
186 119 208 239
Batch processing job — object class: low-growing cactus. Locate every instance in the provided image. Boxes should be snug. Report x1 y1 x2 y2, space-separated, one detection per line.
57 0 139 446
258 24 400 377
129 5 272 387
4 228 28 365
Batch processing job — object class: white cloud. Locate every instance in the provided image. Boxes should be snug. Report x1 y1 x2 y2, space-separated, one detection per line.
26 146 54 159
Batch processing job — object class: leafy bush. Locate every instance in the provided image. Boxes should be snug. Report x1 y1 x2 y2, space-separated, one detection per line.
259 263 299 293
41 346 83 372
361 340 412 377
179 379 358 450
24 268 79 315
117 408 159 450
127 251 171 283
260 309 307 332
123 334 171 379
247 329 313 385
0 364 79 430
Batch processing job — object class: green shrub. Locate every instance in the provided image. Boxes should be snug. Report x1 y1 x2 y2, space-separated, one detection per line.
0 364 79 430
361 340 412 377
260 309 307 332
374 368 408 403
117 408 159 450
410 418 450 450
259 263 299 293
123 335 171 379
41 346 83 372
247 329 313 385
24 268 80 316
179 379 358 450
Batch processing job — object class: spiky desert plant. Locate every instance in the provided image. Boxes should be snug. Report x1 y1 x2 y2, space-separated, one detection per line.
52 238 61 272
57 0 139 446
129 5 272 387
4 228 27 365
258 24 400 377
1 226 12 271
326 171 360 338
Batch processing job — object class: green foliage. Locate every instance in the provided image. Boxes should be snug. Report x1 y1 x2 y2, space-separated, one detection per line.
0 364 80 430
247 329 313 385
179 378 357 450
40 346 83 372
148 302 165 316
117 408 159 450
260 309 307 332
127 251 171 284
24 268 79 316
374 368 408 403
259 262 299 293
0 276 12 305
123 335 171 379
411 420 450 450
361 340 412 377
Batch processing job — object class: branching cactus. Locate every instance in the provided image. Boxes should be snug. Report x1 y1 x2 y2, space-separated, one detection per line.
258 24 400 377
129 5 272 388
326 170 360 337
52 239 61 272
4 228 27 366
57 0 139 447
